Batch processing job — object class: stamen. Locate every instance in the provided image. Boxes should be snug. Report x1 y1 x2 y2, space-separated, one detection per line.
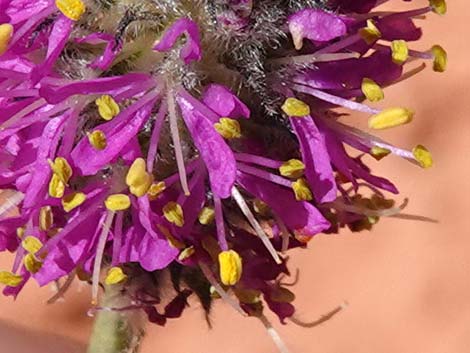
237 163 292 188
235 153 283 169
48 174 65 198
198 207 215 225
391 40 409 65
370 146 391 160
95 95 120 121
431 45 447 72
87 130 107 150
39 206 53 231
62 192 86 212
218 250 242 286
24 253 42 273
361 78 384 102
289 302 347 328
47 270 75 304
0 98 46 130
167 89 190 196
273 213 291 253
259 315 291 353
147 182 166 200
178 246 195 261
163 201 184 227
147 100 168 173
91 210 115 305
359 19 381 44
214 118 242 139
0 271 23 287
111 211 123 265
292 178 313 201
22 236 43 254
279 159 305 179
412 145 433 168
104 267 128 285
429 0 447 15
48 157 72 184
126 158 153 197
55 0 86 21
368 107 414 130
269 52 360 66
105 194 131 211
199 262 247 316
281 98 310 117
0 24 13 56
213 195 228 251
231 187 282 264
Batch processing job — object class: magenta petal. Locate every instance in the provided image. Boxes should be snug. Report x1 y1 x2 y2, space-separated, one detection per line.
237 172 330 237
288 9 347 48
75 32 122 70
291 116 337 203
177 90 237 199
39 73 153 104
153 17 202 64
71 96 157 175
202 84 250 120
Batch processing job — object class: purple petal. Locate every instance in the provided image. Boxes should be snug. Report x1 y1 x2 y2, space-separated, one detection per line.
291 116 337 203
177 90 237 199
288 9 347 49
202 84 250 120
153 18 202 64
237 172 330 238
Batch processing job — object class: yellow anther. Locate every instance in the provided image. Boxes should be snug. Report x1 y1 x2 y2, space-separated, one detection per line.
218 250 242 286
359 19 381 44
214 117 242 139
39 206 53 231
281 98 310 117
178 246 195 261
156 224 185 249
198 207 215 225
361 78 384 102
369 107 414 130
16 226 25 239
96 95 120 121
163 201 184 227
105 194 131 211
0 24 13 56
105 267 128 285
22 236 43 254
270 287 296 303
48 157 72 184
62 192 86 212
431 45 447 72
148 181 166 200
48 174 65 198
126 158 153 197
391 40 409 65
0 271 23 287
370 146 391 160
24 253 42 274
279 159 305 179
55 0 86 21
292 178 313 201
429 0 446 15
253 199 270 216
87 130 107 150
412 144 433 169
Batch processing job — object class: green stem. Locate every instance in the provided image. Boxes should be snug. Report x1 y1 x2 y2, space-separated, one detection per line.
87 285 145 353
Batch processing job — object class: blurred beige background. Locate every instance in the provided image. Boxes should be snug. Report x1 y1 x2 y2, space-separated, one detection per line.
1 1 469 352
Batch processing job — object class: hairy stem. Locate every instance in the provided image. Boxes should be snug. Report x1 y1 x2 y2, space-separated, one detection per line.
87 284 145 353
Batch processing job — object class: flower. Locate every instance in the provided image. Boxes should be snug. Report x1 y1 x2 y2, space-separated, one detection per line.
0 0 446 351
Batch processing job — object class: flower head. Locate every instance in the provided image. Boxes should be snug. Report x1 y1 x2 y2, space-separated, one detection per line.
0 0 446 350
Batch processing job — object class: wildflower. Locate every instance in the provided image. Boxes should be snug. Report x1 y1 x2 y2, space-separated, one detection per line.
0 0 446 351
